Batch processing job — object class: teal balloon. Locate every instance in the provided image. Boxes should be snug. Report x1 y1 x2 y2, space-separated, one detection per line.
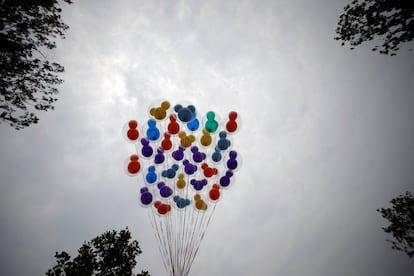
205 111 218 133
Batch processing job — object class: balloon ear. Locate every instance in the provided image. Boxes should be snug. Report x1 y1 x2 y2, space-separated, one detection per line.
174 104 182 112
161 101 170 110
148 119 156 127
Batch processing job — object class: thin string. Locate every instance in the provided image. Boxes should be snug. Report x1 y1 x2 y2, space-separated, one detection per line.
187 203 217 275
148 209 171 276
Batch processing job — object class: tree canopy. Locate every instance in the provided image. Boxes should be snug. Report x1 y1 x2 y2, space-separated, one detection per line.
377 191 414 258
335 0 414 55
0 0 72 129
46 228 150 276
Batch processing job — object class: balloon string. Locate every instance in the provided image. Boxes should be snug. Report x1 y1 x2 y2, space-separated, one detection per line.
185 210 202 275
181 192 195 273
184 207 203 274
148 209 171 275
188 203 217 274
165 212 173 275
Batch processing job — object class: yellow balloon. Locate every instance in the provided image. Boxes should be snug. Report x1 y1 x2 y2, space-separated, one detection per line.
176 173 186 189
200 129 212 147
150 101 170 120
179 131 195 148
194 194 208 210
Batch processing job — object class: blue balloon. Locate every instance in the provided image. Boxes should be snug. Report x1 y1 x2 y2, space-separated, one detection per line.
161 164 179 179
174 104 196 122
217 131 231 151
187 118 200 131
145 166 157 184
174 195 191 208
211 147 222 162
146 119 160 140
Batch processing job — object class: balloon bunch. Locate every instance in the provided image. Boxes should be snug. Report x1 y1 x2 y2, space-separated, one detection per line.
124 100 241 276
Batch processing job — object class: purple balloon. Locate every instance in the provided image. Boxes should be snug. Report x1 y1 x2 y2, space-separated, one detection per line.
154 148 165 164
191 179 208 191
220 170 233 187
172 146 185 161
140 191 153 205
158 182 173 198
183 160 197 175
191 146 206 163
227 158 238 170
141 138 153 157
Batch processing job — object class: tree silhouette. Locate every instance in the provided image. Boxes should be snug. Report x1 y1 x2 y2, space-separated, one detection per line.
46 228 150 276
377 191 414 258
335 0 414 55
0 0 72 129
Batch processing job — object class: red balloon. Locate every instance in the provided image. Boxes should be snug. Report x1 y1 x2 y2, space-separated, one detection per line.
127 120 139 141
168 115 180 134
225 111 238 133
128 161 140 174
155 201 171 215
127 129 139 141
201 163 218 178
209 189 220 201
161 133 173 150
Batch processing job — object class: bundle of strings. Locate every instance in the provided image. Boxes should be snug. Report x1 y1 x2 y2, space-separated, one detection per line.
148 197 217 276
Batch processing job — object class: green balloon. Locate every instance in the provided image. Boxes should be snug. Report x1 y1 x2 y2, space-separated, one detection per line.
205 111 219 133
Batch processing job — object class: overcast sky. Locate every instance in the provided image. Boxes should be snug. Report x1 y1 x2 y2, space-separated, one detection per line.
1 0 414 275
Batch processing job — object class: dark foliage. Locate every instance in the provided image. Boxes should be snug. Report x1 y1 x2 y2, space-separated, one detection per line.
377 191 414 258
0 0 72 129
46 228 150 276
335 0 414 55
